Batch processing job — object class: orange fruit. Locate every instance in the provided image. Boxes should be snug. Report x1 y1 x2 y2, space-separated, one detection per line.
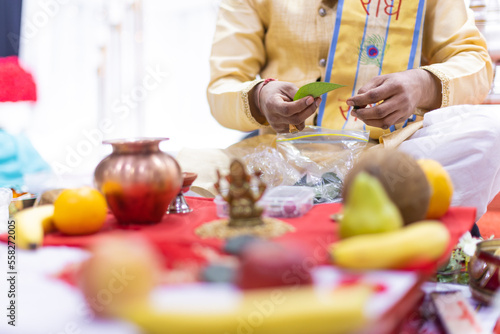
417 159 454 219
53 187 108 235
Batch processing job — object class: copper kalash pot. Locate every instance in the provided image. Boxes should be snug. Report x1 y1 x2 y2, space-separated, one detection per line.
94 138 182 224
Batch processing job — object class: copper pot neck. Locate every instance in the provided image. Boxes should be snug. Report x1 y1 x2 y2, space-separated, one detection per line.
103 138 169 154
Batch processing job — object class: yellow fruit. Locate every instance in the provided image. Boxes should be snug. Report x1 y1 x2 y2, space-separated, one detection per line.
13 205 55 249
331 220 450 270
417 159 454 219
119 285 372 334
53 187 108 235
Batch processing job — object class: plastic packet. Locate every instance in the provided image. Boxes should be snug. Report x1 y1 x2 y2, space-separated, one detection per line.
277 126 369 202
244 126 369 203
259 186 315 218
242 145 302 188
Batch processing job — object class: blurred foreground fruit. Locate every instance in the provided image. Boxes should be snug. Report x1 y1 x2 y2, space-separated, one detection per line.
417 159 454 219
343 149 430 225
223 235 261 256
119 285 372 334
79 235 162 317
53 187 107 235
237 240 312 290
13 205 54 249
340 172 403 239
331 221 450 270
201 264 236 284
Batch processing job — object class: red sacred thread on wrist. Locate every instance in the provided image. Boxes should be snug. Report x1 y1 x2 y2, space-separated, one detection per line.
257 78 276 115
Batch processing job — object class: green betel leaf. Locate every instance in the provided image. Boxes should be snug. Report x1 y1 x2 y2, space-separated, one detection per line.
293 82 346 101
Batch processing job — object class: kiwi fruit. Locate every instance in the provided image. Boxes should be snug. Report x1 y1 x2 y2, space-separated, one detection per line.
343 148 430 225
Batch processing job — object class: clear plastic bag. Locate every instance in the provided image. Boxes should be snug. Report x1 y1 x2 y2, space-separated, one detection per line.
243 126 369 203
242 145 302 187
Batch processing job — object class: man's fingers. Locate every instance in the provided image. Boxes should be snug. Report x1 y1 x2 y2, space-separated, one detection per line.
352 99 397 120
363 115 402 129
356 76 385 95
295 122 306 131
280 84 299 101
352 98 405 129
268 96 320 133
361 110 409 129
287 99 319 125
273 121 306 133
347 75 392 107
347 84 394 108
273 124 291 133
259 81 321 133
274 96 315 117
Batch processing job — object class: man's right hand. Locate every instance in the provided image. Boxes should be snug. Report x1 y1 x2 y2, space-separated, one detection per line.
251 81 321 133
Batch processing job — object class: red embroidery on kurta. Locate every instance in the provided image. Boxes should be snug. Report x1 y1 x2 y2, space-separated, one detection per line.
360 0 370 15
360 0 403 20
339 100 349 120
385 0 402 20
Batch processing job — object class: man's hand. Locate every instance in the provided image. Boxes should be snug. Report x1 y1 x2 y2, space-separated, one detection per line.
346 69 441 129
250 81 321 133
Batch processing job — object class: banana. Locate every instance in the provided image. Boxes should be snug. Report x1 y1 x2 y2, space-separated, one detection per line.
13 205 55 250
331 220 450 270
117 285 372 334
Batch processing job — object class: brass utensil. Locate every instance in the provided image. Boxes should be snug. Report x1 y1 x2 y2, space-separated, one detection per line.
168 172 198 214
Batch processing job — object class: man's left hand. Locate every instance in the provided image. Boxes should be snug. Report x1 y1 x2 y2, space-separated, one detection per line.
346 69 441 129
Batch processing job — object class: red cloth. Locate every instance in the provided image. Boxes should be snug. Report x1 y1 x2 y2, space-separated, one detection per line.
3 197 475 271
20 197 472 333
0 56 37 102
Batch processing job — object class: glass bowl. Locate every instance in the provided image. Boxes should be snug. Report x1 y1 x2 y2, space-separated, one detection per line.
468 239 500 304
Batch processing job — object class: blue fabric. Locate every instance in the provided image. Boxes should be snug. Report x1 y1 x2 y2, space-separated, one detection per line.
317 0 345 126
407 0 426 70
344 2 371 130
0 129 50 188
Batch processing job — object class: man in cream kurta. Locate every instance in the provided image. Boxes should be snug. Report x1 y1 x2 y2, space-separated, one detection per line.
207 0 500 223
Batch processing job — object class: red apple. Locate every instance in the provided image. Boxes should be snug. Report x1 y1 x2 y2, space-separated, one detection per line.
236 240 313 290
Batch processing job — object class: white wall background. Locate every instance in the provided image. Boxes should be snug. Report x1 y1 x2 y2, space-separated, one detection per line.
12 0 243 184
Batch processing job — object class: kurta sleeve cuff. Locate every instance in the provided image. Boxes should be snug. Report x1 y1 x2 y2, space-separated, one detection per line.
419 65 451 109
241 78 270 128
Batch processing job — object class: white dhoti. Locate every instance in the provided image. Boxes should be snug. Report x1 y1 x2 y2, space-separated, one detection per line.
398 105 500 221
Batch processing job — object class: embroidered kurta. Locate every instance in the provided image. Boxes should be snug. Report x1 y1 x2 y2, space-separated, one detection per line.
207 0 493 136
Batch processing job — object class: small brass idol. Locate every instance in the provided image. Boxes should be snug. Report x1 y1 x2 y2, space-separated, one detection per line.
214 160 266 228
195 159 294 239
